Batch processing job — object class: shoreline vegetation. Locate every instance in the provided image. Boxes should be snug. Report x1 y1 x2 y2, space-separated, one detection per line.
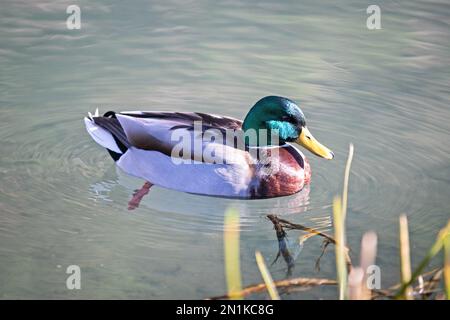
210 144 450 300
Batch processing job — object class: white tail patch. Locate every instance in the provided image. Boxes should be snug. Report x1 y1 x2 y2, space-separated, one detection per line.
84 117 123 154
87 108 99 121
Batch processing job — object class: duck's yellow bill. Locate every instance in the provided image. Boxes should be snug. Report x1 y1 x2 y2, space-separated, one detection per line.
296 126 334 160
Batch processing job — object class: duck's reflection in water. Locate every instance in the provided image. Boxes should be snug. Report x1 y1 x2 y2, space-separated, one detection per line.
88 168 323 276
88 166 311 219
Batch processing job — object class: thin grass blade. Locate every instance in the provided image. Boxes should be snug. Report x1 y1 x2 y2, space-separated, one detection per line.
342 143 354 221
444 232 450 300
255 251 280 300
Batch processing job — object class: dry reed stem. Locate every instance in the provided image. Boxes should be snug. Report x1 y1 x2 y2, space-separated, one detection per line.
208 277 337 300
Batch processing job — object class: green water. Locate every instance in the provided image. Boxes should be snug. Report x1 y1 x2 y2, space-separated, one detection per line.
0 0 449 299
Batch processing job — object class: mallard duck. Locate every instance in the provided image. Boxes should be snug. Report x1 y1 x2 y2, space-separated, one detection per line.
84 96 333 203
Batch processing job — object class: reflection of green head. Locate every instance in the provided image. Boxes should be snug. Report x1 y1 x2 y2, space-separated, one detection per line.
242 96 306 146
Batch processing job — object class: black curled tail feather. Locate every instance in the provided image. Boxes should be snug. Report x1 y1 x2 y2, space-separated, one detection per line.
93 111 130 158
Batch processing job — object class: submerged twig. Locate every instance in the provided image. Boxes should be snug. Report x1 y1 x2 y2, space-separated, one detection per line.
268 214 335 243
267 214 352 270
315 239 331 272
267 214 295 276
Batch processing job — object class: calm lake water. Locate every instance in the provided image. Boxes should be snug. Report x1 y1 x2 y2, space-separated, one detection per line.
1 0 449 299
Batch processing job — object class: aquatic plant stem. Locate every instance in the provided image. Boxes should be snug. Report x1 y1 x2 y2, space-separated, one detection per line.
224 208 243 299
332 144 354 300
333 197 347 300
399 214 413 299
342 143 354 221
255 251 280 300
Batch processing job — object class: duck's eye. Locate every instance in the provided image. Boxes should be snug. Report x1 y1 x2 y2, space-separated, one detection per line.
306 135 311 140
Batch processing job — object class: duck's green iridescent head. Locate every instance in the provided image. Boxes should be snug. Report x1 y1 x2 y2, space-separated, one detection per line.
242 96 334 160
